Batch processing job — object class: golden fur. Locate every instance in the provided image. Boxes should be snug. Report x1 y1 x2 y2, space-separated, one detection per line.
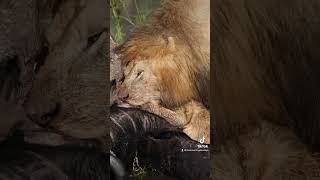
140 100 210 144
115 54 210 143
116 0 210 108
115 0 210 144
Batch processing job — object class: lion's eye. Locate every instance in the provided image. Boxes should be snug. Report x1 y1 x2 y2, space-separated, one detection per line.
120 76 125 84
136 71 144 79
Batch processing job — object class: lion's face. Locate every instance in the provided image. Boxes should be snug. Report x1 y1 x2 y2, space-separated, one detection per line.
116 60 160 107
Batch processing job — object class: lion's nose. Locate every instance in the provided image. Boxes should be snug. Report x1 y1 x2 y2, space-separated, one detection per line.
119 94 129 101
118 90 129 101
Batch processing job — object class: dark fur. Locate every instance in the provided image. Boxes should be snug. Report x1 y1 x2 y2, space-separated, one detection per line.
110 107 210 180
0 56 20 103
0 139 109 180
213 0 320 150
212 0 320 179
110 106 182 166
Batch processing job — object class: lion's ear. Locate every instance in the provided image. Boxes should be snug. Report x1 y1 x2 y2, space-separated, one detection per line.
167 36 175 51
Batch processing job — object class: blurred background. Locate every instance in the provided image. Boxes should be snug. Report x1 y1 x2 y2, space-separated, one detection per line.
110 0 161 44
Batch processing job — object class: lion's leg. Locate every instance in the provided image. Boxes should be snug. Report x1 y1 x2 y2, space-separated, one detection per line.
176 101 211 143
141 102 189 127
141 101 211 143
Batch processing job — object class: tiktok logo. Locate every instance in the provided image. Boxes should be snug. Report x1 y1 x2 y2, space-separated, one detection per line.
200 136 205 144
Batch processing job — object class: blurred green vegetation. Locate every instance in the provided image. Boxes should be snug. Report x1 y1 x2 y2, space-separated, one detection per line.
110 0 160 44
128 154 166 179
130 155 147 177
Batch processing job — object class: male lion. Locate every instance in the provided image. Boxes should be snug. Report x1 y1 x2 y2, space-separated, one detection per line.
115 38 210 144
114 0 210 144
